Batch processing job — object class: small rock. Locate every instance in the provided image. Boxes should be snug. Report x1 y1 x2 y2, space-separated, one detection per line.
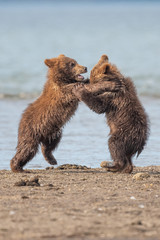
46 167 54 170
14 176 40 187
14 180 26 186
9 211 15 215
131 220 142 225
130 196 136 200
144 183 153 189
21 195 29 199
26 181 37 186
132 172 150 180
29 176 39 183
139 204 145 208
72 165 78 169
47 184 53 187
26 176 40 186
55 164 90 170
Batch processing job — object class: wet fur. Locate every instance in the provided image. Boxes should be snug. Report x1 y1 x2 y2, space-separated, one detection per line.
10 55 87 172
73 55 149 173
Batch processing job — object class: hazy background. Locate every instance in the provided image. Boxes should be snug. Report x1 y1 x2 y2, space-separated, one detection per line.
0 0 160 98
0 0 160 169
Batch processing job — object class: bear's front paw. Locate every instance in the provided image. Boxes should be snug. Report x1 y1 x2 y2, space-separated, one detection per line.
72 83 85 99
119 79 126 92
114 80 123 91
75 82 85 89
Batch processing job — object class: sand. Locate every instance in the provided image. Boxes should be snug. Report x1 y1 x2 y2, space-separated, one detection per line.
0 165 160 240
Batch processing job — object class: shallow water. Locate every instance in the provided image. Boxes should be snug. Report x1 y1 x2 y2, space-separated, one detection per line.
0 96 159 170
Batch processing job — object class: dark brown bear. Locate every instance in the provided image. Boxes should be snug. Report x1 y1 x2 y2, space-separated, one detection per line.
73 55 149 173
10 54 87 172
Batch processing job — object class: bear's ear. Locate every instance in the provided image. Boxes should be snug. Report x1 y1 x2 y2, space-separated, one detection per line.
44 59 55 68
100 63 110 74
58 54 65 58
97 54 109 66
100 55 109 62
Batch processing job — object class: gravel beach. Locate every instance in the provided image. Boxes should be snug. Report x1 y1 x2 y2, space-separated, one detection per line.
0 165 160 240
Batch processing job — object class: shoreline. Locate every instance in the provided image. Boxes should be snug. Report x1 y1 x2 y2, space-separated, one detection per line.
0 165 160 240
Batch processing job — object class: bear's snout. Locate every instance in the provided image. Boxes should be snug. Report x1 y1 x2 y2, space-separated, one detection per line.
78 65 87 74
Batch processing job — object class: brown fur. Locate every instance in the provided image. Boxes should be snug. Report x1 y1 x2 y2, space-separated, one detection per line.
10 54 87 172
73 55 149 173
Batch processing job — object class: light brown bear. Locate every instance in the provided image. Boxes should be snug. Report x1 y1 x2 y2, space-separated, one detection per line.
10 54 87 172
73 55 149 173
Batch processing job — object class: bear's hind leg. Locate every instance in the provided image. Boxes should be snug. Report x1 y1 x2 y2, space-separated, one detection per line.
41 131 62 165
10 140 39 172
107 135 127 173
122 155 133 173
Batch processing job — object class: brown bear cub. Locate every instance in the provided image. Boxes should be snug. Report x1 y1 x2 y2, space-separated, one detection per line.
10 54 87 172
73 55 149 173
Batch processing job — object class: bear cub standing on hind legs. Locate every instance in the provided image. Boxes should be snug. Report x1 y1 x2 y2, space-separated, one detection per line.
73 55 149 173
10 54 87 172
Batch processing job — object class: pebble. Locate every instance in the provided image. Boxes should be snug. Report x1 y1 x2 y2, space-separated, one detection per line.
14 176 40 187
130 196 136 200
55 164 90 170
132 172 150 180
9 211 15 215
21 195 29 199
14 180 26 186
46 167 54 170
139 204 145 208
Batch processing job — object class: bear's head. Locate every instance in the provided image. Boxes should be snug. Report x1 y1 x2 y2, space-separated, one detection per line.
44 54 87 85
90 55 122 83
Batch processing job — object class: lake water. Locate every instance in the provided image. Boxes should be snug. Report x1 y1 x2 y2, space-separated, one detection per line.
0 0 160 170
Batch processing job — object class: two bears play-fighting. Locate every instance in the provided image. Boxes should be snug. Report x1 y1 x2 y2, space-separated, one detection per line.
10 54 149 174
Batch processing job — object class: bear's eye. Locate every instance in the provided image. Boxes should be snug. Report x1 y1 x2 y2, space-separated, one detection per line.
70 62 75 67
